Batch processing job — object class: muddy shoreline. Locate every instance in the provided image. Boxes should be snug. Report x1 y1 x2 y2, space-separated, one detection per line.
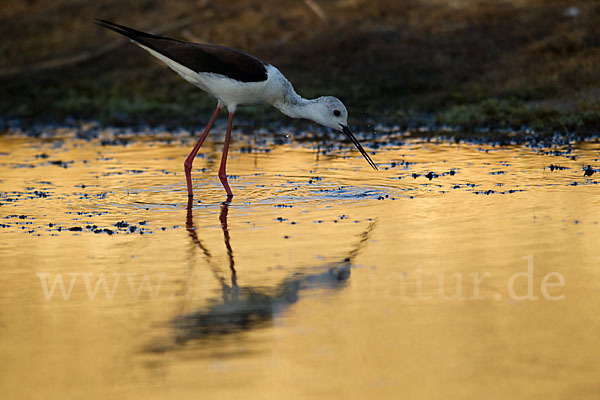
2 117 599 149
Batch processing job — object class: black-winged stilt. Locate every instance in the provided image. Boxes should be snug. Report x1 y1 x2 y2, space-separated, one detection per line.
95 19 377 198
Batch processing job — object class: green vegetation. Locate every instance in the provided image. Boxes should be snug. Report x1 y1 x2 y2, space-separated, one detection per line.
434 96 600 134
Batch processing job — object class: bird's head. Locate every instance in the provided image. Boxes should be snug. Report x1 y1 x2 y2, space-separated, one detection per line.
310 96 378 170
310 96 349 130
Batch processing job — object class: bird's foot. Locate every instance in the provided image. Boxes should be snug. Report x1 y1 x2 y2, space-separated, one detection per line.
218 172 233 197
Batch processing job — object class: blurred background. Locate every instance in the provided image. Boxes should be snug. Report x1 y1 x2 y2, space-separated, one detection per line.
1 0 599 132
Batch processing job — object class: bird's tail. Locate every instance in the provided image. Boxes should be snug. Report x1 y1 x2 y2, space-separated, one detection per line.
94 19 175 44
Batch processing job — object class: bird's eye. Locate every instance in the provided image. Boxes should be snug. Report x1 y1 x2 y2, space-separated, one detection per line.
333 110 341 117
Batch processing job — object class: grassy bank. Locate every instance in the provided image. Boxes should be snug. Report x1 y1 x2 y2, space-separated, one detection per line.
1 0 599 133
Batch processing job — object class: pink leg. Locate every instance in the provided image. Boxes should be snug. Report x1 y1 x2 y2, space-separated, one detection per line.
184 104 222 197
218 112 235 198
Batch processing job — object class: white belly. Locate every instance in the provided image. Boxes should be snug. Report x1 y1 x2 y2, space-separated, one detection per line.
195 73 270 108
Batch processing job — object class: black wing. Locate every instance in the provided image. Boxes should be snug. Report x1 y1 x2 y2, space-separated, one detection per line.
95 19 268 83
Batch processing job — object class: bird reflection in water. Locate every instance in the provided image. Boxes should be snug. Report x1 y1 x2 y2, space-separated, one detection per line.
176 197 376 344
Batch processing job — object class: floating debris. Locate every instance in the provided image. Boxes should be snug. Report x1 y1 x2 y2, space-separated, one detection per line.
425 172 437 180
548 164 568 171
583 165 595 177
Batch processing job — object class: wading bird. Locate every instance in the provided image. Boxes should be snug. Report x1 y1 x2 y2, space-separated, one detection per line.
95 19 377 198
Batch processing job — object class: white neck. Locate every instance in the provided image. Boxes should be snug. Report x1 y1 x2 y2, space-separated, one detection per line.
267 67 321 122
275 96 320 121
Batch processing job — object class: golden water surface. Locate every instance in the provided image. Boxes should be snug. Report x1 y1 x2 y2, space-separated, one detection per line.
0 128 599 399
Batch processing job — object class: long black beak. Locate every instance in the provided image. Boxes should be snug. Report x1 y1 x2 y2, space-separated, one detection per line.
341 125 378 170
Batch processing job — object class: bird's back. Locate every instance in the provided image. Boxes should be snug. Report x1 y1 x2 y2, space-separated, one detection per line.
96 19 268 83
